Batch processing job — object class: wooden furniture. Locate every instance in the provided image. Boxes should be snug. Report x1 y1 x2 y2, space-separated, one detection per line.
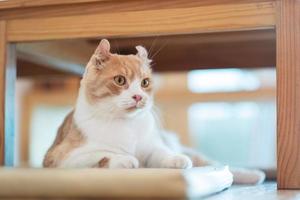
15 30 276 75
0 167 233 198
0 0 299 190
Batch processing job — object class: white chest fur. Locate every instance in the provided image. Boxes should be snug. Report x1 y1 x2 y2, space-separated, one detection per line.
75 109 156 155
59 88 160 168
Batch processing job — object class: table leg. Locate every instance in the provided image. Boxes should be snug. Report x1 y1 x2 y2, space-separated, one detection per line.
277 0 300 189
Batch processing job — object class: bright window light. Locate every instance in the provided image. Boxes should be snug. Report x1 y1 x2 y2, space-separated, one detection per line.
188 101 276 168
187 69 261 93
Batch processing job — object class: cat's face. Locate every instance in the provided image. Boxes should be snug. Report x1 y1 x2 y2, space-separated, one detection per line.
82 39 153 117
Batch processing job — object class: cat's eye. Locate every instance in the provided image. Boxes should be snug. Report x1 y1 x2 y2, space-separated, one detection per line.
114 75 126 86
141 78 150 88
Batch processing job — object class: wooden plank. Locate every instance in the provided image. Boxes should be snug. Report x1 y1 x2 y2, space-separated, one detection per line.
17 30 275 74
0 0 273 10
0 21 5 165
17 59 77 77
0 0 270 10
6 1 276 42
0 0 106 10
0 0 270 20
0 168 233 198
0 169 186 198
95 29 276 48
17 41 87 75
277 0 300 189
107 30 276 70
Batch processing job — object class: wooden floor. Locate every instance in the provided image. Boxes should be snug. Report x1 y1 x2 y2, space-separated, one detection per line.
204 182 300 200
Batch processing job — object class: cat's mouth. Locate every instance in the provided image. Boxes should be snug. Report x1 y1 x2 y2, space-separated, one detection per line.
126 106 138 112
125 103 145 112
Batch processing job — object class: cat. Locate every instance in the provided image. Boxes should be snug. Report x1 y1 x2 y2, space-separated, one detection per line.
43 39 265 184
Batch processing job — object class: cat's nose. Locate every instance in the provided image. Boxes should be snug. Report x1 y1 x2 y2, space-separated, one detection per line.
132 95 142 102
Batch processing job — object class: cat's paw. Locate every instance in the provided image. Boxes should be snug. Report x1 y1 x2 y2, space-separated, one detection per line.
109 155 139 169
162 154 193 169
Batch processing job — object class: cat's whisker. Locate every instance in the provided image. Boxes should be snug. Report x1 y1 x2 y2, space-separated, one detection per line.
115 40 120 54
120 99 131 103
118 100 133 105
150 39 169 60
148 36 159 58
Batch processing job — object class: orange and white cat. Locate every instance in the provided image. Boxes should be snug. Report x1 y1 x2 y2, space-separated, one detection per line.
44 39 265 184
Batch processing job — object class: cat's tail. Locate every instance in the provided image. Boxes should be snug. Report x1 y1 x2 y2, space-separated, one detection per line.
161 130 266 184
182 146 266 185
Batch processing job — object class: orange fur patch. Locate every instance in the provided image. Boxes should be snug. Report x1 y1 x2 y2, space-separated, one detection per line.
43 111 85 167
98 157 110 168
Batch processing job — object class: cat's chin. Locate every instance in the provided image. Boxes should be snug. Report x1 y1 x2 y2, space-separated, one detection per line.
123 106 146 118
125 103 146 112
125 106 139 112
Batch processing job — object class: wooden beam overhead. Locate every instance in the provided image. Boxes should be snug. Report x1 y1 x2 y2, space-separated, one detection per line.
0 0 274 20
5 1 275 42
17 29 275 76
17 59 78 78
97 30 276 70
17 40 89 75
0 0 273 10
0 0 106 10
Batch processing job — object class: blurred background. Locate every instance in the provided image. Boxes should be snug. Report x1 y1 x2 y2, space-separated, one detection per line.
14 30 276 175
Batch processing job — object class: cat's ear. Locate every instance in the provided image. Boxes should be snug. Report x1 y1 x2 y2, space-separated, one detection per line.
93 39 111 68
136 46 151 66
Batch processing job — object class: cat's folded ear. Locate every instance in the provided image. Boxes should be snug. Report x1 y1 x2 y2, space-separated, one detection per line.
92 39 111 68
136 46 152 66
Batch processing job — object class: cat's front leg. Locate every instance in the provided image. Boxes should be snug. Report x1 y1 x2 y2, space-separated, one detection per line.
59 149 138 169
146 145 192 169
108 154 139 169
